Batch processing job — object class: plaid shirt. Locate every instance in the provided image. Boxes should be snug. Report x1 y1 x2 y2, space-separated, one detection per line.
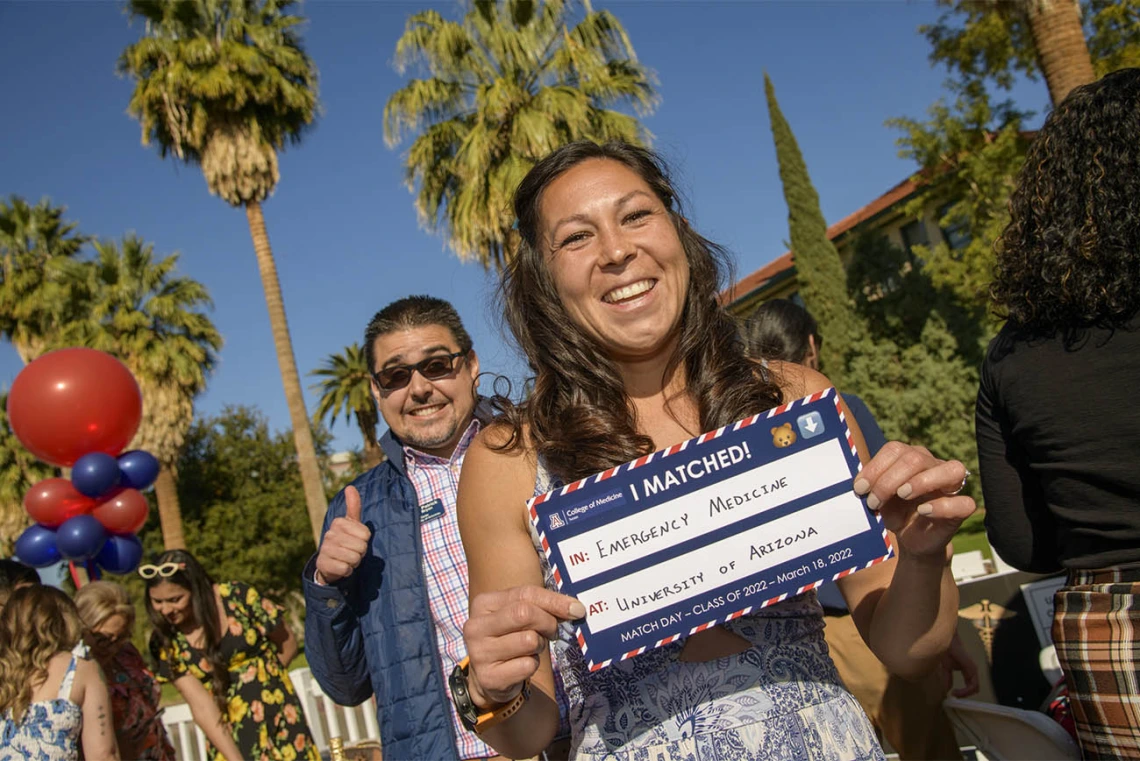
404 419 495 760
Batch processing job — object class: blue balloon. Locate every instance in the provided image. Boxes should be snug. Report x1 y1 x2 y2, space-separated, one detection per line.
56 515 108 561
72 452 121 498
117 450 160 491
15 524 61 568
95 533 144 575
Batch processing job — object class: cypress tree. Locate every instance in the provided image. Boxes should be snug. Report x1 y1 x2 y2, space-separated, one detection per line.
764 73 863 382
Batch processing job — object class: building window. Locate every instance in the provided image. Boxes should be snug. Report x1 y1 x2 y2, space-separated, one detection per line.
899 218 930 262
938 202 971 252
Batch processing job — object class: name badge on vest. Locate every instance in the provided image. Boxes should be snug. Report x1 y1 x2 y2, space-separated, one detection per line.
420 498 446 523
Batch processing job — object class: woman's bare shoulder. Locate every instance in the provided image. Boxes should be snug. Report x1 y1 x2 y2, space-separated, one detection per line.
470 419 537 469
463 421 539 506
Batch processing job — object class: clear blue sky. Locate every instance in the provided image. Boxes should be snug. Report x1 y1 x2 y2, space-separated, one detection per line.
0 1 1048 455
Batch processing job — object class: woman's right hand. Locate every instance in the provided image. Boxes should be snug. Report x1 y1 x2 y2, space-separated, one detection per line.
463 585 585 706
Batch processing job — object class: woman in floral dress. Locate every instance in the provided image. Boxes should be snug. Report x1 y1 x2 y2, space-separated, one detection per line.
76 581 174 761
143 550 318 761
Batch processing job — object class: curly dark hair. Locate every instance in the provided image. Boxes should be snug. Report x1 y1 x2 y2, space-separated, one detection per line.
992 68 1140 331
494 140 782 482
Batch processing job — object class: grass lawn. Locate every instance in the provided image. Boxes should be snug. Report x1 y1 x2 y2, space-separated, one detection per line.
160 650 310 707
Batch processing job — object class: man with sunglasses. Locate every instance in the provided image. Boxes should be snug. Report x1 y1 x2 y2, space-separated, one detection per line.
303 295 511 761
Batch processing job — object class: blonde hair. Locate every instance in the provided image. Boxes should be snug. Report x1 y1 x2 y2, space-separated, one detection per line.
0 586 83 722
75 580 135 632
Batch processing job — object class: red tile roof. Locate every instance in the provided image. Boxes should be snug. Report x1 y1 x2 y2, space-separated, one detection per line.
719 175 922 306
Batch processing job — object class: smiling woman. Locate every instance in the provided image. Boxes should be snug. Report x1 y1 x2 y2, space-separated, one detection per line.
141 550 317 761
455 140 976 761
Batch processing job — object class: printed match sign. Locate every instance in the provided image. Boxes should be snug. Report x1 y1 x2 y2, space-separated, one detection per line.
528 388 893 671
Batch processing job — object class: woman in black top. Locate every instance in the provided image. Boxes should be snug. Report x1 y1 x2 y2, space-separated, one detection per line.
975 67 1140 759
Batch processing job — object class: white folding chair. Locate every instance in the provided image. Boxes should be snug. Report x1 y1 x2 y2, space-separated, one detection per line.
161 702 210 761
160 668 381 761
288 666 381 755
942 697 1080 760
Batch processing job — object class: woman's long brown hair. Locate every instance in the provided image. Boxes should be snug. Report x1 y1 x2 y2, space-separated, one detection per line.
0 586 84 722
496 140 782 482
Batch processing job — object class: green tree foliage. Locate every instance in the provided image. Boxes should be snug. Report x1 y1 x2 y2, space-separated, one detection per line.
919 0 1138 91
890 0 1140 318
123 406 335 650
764 76 981 500
118 0 318 197
844 236 982 499
888 93 1031 319
0 391 57 557
764 74 862 383
0 196 87 363
165 405 331 604
384 0 657 269
310 343 382 470
60 236 222 460
59 235 222 550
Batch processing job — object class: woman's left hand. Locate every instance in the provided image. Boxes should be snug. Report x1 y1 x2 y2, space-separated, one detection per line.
853 442 976 560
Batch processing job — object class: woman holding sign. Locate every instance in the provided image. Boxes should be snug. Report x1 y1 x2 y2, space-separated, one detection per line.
455 140 975 761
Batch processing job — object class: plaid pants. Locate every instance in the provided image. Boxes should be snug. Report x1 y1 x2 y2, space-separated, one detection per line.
1053 565 1140 760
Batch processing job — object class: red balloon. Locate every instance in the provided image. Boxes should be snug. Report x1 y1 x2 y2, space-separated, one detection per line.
92 488 149 534
23 478 98 528
7 348 142 466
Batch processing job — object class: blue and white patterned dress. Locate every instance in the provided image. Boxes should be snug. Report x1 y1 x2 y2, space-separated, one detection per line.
1 654 82 761
531 462 885 761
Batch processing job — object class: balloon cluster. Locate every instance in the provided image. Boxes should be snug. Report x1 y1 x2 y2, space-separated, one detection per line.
8 348 156 576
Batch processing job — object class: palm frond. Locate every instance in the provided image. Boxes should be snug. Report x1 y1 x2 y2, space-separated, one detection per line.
383 0 656 269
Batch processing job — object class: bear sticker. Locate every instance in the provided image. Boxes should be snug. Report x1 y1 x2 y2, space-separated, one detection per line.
771 422 797 448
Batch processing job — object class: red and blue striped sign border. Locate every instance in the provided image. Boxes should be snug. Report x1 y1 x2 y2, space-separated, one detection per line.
525 387 895 672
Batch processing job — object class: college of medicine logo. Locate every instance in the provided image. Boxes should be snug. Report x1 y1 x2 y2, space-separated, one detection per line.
548 512 566 530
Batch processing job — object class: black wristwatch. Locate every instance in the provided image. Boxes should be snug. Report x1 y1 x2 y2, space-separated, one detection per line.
448 657 530 734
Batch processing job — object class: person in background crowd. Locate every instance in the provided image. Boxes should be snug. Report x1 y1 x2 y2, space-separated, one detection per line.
0 557 41 608
76 580 175 761
977 67 1140 760
0 585 119 761
745 298 978 760
143 549 317 761
304 295 562 761
456 140 974 761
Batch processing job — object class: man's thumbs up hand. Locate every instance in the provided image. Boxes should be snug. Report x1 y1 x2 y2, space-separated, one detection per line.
315 486 372 585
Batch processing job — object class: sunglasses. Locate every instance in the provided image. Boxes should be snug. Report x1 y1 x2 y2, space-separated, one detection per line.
138 562 185 579
89 629 131 649
372 351 467 392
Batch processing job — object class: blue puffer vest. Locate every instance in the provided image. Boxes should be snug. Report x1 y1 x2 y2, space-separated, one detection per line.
303 429 461 761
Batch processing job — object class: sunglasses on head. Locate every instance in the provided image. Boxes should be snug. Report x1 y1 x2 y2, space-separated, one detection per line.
372 351 467 391
89 629 130 648
138 562 185 579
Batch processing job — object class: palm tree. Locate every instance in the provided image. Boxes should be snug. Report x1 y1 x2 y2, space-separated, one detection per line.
61 235 222 551
0 391 56 557
118 0 328 542
384 0 657 269
1024 0 1096 104
0 196 87 363
310 343 382 471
